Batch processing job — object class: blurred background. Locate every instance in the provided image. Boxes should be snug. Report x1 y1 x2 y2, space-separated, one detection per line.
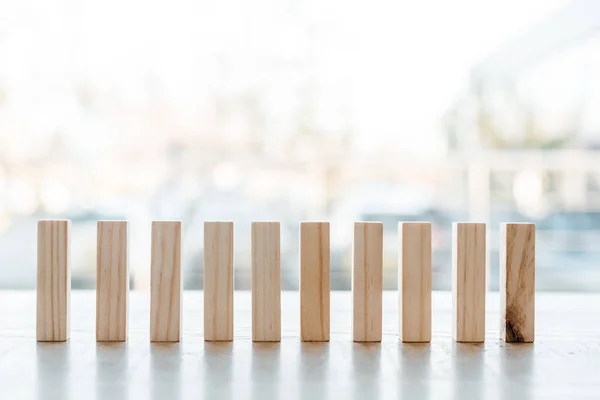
0 0 599 291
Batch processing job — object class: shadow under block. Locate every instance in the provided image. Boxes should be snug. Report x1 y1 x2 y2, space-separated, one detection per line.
500 223 535 343
204 222 234 341
150 221 182 342
252 222 281 342
300 222 330 342
37 220 71 342
96 221 129 342
452 223 486 343
399 222 432 343
353 222 383 342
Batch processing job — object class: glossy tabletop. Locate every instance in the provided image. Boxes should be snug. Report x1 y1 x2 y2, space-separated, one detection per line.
0 291 599 399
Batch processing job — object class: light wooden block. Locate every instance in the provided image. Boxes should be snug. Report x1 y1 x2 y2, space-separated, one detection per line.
96 221 129 342
452 222 486 343
37 220 71 342
352 222 383 342
399 222 432 343
150 221 182 342
500 223 535 343
300 222 330 342
251 222 281 342
204 221 234 341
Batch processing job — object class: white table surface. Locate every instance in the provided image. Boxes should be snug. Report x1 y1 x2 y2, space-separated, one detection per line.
0 290 599 399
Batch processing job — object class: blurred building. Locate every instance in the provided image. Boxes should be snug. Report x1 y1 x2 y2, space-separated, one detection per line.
447 0 600 151
445 0 600 214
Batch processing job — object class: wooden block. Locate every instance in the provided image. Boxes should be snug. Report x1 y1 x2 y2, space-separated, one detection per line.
150 221 182 342
352 222 383 342
300 222 330 342
399 222 432 343
251 222 281 342
500 223 535 343
204 221 234 341
96 221 129 342
452 222 486 343
37 220 71 342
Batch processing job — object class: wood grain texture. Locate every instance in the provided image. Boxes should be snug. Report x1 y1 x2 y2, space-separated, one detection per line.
352 222 383 342
36 220 71 342
252 222 281 342
500 223 535 343
96 221 129 342
398 222 432 343
150 221 182 342
204 221 234 341
452 223 486 343
300 222 330 342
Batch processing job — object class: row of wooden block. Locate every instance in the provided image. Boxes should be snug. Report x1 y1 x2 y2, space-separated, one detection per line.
36 220 535 343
